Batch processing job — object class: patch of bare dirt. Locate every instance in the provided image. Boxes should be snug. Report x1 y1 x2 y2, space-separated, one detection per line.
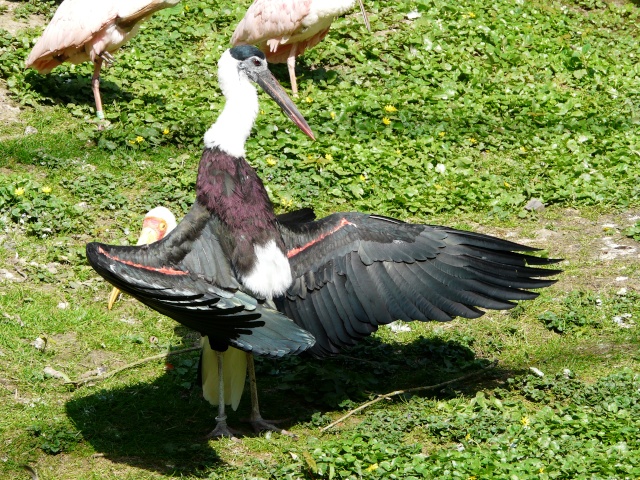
478 208 640 293
0 0 46 128
0 0 44 35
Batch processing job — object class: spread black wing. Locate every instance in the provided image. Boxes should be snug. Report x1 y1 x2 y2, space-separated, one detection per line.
86 202 315 357
276 212 561 357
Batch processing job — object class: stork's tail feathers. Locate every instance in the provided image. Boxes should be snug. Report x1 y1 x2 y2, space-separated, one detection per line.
200 339 247 410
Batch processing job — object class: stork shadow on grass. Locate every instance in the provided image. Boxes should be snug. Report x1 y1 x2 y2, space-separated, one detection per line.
24 70 134 114
65 333 521 476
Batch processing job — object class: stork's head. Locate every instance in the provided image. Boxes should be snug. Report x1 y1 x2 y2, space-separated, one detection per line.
218 46 315 140
136 206 177 245
107 206 177 310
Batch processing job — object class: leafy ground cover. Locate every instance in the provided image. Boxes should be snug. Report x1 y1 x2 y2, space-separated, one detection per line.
1 0 639 478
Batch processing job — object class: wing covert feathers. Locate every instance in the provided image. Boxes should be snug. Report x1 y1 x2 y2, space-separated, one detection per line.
86 203 315 358
278 212 561 357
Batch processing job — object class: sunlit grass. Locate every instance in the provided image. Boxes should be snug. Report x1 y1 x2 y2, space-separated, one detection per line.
1 0 639 477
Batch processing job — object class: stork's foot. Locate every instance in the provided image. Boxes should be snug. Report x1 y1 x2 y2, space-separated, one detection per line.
207 417 241 441
99 52 115 65
248 417 297 439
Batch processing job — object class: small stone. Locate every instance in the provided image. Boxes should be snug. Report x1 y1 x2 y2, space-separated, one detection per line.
57 302 69 309
562 368 572 378
44 366 71 382
406 10 422 20
613 314 634 329
524 198 545 211
616 288 627 296
529 367 545 377
387 321 412 333
24 126 38 135
615 277 628 282
31 337 47 351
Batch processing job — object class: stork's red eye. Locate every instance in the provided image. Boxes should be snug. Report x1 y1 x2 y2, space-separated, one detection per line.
253 58 261 66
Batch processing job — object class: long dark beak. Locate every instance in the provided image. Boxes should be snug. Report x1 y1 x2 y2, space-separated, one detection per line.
254 69 315 141
357 0 370 32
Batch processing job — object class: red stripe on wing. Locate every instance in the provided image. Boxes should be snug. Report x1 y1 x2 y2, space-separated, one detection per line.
98 246 189 276
287 217 355 258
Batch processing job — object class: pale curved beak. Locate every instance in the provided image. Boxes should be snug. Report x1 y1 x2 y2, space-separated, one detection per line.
107 226 163 310
357 0 370 32
135 226 163 246
107 287 121 310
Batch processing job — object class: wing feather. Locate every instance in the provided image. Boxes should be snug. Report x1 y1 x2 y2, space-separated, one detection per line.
278 212 560 357
87 202 314 357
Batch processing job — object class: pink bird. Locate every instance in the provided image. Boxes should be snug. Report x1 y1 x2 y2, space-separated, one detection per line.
232 0 369 95
25 0 181 121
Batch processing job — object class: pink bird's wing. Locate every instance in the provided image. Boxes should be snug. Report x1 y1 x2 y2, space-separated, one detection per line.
232 0 313 48
26 0 177 73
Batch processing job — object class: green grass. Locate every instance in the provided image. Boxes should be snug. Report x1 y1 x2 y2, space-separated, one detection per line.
1 0 639 478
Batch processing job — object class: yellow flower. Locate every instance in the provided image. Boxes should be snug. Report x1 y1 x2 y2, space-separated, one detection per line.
325 153 333 161
396 149 401 155
384 105 397 113
539 467 545 474
504 181 510 188
129 140 137 145
468 12 476 18
14 187 25 196
366 463 378 472
330 111 336 119
184 5 189 10
260 110 265 115
360 174 367 182
382 117 391 125
163 128 170 135
469 137 477 144
520 146 527 152
438 131 446 137
136 136 144 143
306 97 313 103
465 433 471 441
520 416 530 427
266 157 277 166
468 476 477 480
41 186 52 194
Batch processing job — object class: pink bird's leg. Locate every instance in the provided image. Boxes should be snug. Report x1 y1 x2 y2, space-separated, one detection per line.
246 353 297 438
91 58 105 121
287 43 299 96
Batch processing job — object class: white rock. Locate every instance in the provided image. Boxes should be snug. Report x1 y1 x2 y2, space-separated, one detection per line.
612 315 634 329
57 302 69 309
31 337 46 351
387 321 412 333
524 198 545 211
406 10 422 20
529 367 544 377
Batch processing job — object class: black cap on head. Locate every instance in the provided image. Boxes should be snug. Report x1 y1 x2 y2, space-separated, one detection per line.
229 45 266 61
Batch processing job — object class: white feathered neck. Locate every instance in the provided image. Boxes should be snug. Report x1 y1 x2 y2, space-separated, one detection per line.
203 50 259 158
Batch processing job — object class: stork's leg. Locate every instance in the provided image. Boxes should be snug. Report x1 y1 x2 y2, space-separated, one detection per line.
91 58 105 122
207 351 240 440
287 43 299 96
247 353 296 438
